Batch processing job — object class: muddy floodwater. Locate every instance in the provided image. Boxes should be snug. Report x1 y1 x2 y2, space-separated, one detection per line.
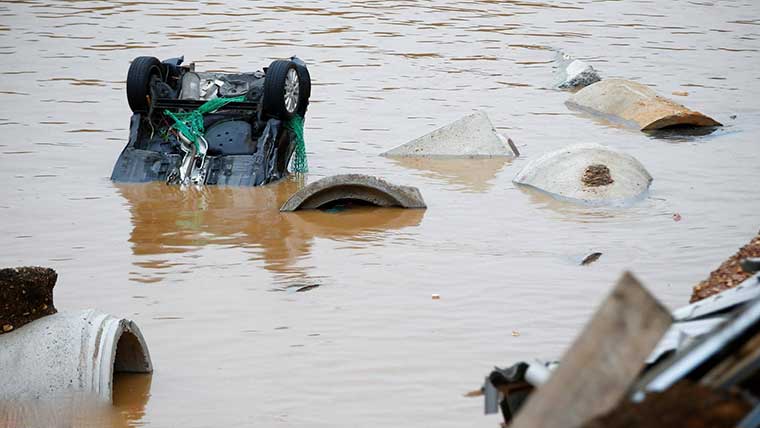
1 1 759 427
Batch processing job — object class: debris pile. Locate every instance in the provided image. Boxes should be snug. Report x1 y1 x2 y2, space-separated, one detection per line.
474 260 760 427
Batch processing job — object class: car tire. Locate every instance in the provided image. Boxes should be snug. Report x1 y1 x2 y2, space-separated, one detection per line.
294 63 311 116
263 60 301 120
127 56 162 113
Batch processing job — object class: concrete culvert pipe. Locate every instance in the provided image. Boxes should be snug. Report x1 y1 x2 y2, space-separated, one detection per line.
567 79 722 131
0 309 152 402
513 143 652 205
280 174 427 211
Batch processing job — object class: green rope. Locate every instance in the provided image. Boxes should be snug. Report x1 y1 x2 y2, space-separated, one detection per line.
286 115 308 173
165 95 308 173
164 95 246 152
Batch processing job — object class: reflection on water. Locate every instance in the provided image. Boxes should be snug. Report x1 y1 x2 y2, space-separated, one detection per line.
645 125 723 142
0 394 126 428
113 373 152 425
116 180 424 284
389 157 510 193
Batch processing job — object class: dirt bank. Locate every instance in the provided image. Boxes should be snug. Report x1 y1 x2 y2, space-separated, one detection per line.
691 231 760 303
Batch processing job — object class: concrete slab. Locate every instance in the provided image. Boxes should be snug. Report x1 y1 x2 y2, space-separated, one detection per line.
381 111 516 158
553 52 601 90
0 309 152 402
513 143 652 205
280 174 426 211
567 79 722 130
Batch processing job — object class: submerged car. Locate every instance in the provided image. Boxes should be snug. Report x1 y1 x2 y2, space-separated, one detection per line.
111 55 311 186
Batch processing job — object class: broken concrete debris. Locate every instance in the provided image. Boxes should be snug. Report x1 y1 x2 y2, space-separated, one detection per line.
513 143 652 205
381 111 517 158
280 174 427 211
1 267 58 334
553 52 601 90
0 267 153 403
567 79 722 131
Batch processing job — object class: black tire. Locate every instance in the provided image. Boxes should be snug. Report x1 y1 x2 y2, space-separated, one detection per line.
263 60 300 120
127 56 162 113
294 63 311 116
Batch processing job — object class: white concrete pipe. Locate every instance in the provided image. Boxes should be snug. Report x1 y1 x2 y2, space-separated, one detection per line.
0 309 152 402
513 143 652 205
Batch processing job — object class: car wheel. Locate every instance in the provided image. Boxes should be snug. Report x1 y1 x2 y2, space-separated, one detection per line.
127 56 162 113
263 60 300 120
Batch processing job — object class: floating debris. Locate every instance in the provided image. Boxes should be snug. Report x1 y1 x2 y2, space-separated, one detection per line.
581 252 603 266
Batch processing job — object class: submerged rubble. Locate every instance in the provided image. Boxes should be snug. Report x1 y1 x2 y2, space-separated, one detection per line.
475 240 760 427
691 232 760 302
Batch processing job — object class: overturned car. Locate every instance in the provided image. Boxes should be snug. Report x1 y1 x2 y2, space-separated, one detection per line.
111 55 311 186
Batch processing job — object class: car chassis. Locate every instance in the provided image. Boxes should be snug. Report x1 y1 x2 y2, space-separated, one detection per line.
111 55 311 186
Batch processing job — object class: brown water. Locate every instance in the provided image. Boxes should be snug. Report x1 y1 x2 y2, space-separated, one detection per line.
1 1 759 426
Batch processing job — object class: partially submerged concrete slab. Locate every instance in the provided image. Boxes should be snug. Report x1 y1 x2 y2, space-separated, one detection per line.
513 143 652 205
553 52 601 90
0 309 152 402
381 111 516 158
567 79 722 131
1 267 58 334
280 174 426 211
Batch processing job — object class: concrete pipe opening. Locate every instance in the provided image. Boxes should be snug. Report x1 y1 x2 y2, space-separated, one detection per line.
0 309 152 403
281 174 427 212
